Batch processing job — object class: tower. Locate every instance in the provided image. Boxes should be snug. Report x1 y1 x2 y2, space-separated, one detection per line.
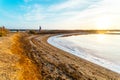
39 26 41 32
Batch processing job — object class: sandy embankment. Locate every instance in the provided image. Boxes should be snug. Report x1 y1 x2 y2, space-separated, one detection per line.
0 32 120 80
0 33 41 80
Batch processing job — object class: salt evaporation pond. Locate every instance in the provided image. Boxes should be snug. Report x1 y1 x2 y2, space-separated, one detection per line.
48 33 120 74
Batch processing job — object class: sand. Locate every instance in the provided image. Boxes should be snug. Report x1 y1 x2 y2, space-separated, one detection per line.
0 32 120 80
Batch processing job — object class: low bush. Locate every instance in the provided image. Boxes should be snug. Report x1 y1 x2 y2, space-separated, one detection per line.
28 30 36 34
0 27 9 37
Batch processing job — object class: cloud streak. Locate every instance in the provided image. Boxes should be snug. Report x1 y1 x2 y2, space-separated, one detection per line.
22 4 45 21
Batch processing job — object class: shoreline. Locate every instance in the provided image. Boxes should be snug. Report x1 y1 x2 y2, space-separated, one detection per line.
47 34 120 74
28 33 120 79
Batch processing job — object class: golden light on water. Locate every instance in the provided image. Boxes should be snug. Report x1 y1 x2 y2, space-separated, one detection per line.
95 16 112 29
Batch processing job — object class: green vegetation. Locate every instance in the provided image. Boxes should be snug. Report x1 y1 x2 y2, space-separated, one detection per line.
0 26 9 37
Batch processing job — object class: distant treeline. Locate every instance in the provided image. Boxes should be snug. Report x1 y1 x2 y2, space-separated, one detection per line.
8 28 120 34
37 30 120 34
0 26 9 37
9 29 36 32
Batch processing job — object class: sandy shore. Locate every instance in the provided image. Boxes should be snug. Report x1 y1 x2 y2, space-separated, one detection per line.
28 33 120 80
0 32 120 80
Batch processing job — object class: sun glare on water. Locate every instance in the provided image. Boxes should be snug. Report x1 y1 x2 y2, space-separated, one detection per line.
96 34 106 43
95 16 112 29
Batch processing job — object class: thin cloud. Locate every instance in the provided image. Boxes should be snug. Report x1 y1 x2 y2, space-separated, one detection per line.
21 4 45 21
21 0 100 22
46 0 120 29
48 0 99 11
24 0 32 3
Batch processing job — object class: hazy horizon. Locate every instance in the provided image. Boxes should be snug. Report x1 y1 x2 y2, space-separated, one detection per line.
0 0 120 30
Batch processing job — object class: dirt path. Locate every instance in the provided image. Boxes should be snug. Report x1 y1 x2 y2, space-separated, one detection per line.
28 34 120 80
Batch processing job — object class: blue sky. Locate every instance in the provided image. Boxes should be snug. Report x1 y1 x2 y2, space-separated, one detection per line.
0 0 120 29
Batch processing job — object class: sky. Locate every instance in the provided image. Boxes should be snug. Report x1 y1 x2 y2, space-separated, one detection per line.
0 0 120 30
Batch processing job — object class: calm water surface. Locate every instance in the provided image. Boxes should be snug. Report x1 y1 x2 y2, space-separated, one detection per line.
61 34 120 65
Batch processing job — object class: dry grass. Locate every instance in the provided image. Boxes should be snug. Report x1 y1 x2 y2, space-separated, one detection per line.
0 34 20 80
0 27 9 37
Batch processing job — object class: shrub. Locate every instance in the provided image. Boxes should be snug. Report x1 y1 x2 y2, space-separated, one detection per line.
0 26 9 37
28 30 36 34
